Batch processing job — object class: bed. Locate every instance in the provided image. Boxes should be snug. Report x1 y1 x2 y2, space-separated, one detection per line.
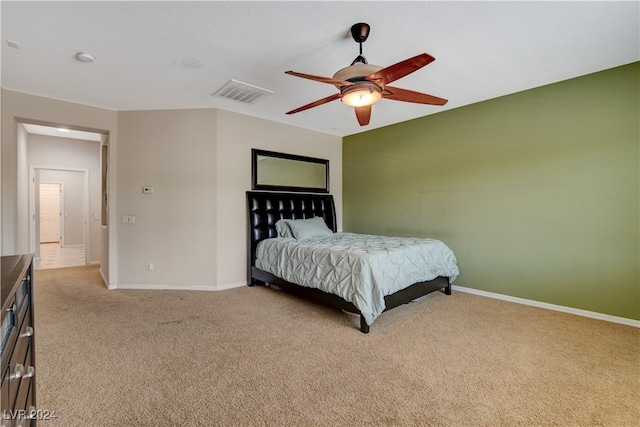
247 191 459 333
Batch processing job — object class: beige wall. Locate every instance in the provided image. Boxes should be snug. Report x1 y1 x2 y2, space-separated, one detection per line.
16 123 29 253
116 108 341 289
1 90 118 283
116 109 218 288
2 90 341 290
215 109 342 288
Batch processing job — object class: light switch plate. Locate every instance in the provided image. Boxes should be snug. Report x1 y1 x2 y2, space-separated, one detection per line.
121 215 136 224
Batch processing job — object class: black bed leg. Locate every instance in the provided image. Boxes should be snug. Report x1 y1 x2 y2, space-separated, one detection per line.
360 315 370 334
444 283 452 295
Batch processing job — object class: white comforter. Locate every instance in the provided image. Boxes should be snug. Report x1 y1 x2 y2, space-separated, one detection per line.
255 232 459 325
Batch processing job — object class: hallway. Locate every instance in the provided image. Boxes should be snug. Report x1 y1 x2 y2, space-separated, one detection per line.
35 242 85 270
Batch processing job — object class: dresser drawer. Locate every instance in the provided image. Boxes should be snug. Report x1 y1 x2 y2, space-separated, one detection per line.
1 255 35 427
10 308 33 380
13 344 34 427
1 365 10 423
2 272 30 371
14 274 30 316
1 300 18 369
3 338 29 421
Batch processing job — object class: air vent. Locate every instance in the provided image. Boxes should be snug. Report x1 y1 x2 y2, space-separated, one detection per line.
212 79 273 104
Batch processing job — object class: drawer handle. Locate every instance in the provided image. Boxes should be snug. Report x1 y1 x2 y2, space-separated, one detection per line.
23 365 35 378
20 326 34 338
28 406 37 420
9 363 24 380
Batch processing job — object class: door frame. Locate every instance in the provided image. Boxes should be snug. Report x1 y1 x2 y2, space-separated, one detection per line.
30 166 90 264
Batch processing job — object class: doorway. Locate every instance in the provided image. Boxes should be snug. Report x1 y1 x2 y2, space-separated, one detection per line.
39 182 61 243
33 170 87 270
35 181 85 270
19 120 108 278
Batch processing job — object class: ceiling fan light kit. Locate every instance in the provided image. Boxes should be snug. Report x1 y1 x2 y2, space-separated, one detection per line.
285 22 448 126
341 82 382 107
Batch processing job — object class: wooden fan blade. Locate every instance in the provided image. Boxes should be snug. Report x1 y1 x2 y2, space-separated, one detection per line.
286 93 341 115
365 53 435 85
285 71 354 88
354 105 372 126
383 86 448 105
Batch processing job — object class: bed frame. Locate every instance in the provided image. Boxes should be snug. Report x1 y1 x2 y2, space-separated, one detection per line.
247 191 451 333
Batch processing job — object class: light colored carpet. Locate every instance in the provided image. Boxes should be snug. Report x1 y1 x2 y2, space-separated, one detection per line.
33 266 639 426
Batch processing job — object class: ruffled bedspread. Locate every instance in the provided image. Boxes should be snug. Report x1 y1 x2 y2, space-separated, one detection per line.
255 232 459 325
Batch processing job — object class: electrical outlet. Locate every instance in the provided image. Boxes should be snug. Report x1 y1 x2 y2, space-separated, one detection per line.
148 262 154 271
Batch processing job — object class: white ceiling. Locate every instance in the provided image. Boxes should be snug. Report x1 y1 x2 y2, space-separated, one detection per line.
2 1 638 137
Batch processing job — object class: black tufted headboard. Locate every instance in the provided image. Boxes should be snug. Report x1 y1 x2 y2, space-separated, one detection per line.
246 191 336 281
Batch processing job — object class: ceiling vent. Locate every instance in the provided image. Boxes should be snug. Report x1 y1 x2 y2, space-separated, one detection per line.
212 79 273 104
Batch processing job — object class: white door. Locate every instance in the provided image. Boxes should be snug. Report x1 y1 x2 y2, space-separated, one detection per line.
40 183 61 243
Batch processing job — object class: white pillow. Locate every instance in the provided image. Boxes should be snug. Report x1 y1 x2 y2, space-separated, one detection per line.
275 219 294 238
287 217 333 239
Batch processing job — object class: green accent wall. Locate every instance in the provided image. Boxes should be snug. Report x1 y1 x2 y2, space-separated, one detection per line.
343 62 639 320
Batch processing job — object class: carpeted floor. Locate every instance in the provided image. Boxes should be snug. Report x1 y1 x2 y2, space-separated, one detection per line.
33 266 639 426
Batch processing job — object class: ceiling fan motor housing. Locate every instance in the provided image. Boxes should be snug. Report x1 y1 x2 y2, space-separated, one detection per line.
333 63 383 82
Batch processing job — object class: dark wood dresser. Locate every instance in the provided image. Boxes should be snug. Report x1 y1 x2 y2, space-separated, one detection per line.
1 255 36 427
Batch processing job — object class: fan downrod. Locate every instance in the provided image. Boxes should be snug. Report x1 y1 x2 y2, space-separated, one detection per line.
350 23 371 65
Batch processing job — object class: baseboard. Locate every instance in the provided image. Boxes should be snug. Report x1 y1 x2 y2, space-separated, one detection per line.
99 268 108 287
110 283 219 291
216 281 247 291
89 261 100 266
108 281 248 292
452 285 640 328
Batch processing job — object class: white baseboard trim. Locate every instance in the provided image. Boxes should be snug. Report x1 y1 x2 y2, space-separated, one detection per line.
452 285 640 328
108 282 248 292
216 281 247 291
99 268 108 288
110 283 218 291
89 261 100 266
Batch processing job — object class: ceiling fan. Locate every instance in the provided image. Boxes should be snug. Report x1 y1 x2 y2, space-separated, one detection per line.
285 23 448 126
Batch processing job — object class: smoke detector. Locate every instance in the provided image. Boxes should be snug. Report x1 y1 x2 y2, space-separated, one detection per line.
75 52 95 63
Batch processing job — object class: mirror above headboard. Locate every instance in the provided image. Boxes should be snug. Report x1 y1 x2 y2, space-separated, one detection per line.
251 149 329 193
